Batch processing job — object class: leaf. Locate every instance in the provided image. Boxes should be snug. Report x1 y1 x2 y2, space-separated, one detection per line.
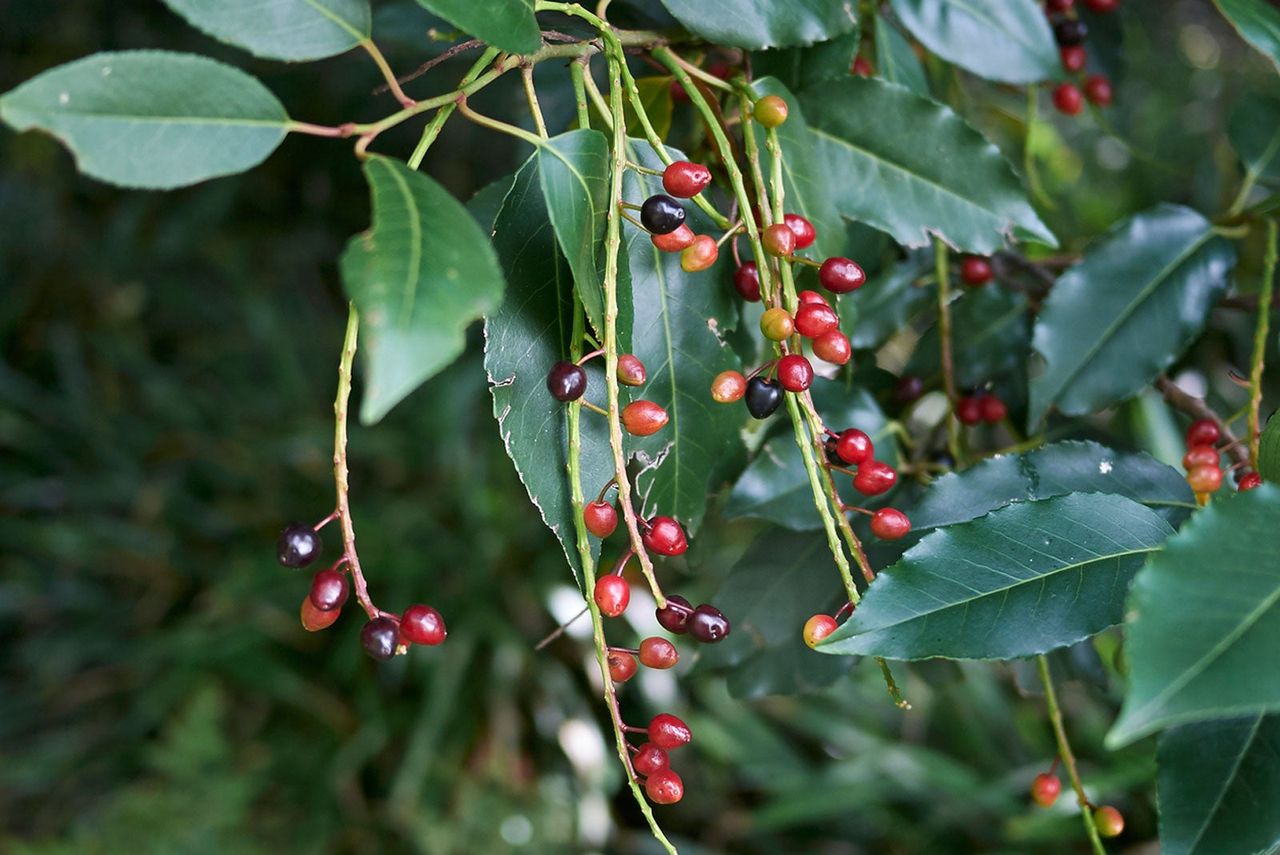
1260 415 1280 482
1157 713 1280 855
340 156 504 424
1028 205 1236 427
906 440 1197 531
754 77 1054 256
0 51 288 189
820 493 1175 660
751 30 860 92
1214 0 1280 72
160 0 370 61
906 286 1030 389
874 17 929 95
1109 485 1280 746
483 159 616 581
842 251 933 350
889 0 1059 83
626 77 673 141
1229 93 1280 186
657 0 858 50
413 0 541 55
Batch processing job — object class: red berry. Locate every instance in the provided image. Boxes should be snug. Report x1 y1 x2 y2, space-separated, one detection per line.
300 596 340 632
639 637 679 670
797 289 829 306
584 500 618 537
621 400 669 436
956 396 983 425
960 256 994 286
871 508 912 540
1053 83 1084 116
753 95 789 128
1060 45 1087 72
852 56 873 77
794 302 839 338
644 516 688 556
803 614 838 648
819 257 866 293
608 650 638 682
1083 0 1118 11
783 213 816 249
1030 773 1061 808
633 743 669 776
645 768 684 805
680 234 718 272
1094 805 1124 837
309 569 349 612
777 354 814 392
1185 418 1221 447
854 460 898 496
400 604 446 646
594 574 631 617
648 713 692 750
662 160 712 198
762 223 796 257
618 354 646 387
812 330 852 365
711 370 747 403
1239 471 1264 491
1084 74 1113 106
1182 445 1219 470
760 307 795 341
733 262 762 301
836 428 874 465
651 223 695 253
980 394 1008 424
895 375 925 404
1187 464 1223 494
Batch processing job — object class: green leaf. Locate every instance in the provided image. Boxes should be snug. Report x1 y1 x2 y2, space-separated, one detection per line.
889 0 1059 83
657 0 858 50
1157 713 1280 855
1028 205 1235 427
842 251 933 350
751 31 860 93
626 77 673 141
1109 485 1280 746
340 156 504 424
0 51 288 189
820 493 1175 660
1229 93 1280 186
483 159 616 581
907 440 1197 531
1260 415 1280 482
906 287 1030 389
413 0 540 54
1214 0 1280 73
874 17 929 96
160 0 370 61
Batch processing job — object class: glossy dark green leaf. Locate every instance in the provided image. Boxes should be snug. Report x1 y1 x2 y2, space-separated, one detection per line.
906 287 1030 389
889 0 1059 83
161 0 370 61
1110 485 1280 745
907 440 1196 531
1229 93 1280 186
0 51 289 189
1260 415 1280 482
1157 713 1280 855
413 0 540 54
821 493 1174 660
842 252 933 350
340 156 504 424
1028 205 1235 427
874 17 928 95
1214 0 1280 72
483 159 616 581
752 30 859 92
658 0 858 50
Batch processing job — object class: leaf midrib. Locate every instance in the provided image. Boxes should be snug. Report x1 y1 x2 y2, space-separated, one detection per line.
369 158 424 325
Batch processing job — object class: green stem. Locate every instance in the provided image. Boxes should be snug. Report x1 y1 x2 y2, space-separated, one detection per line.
1249 219 1277 467
522 65 550 138
360 38 416 108
1037 655 1107 855
569 58 591 128
934 239 963 464
408 47 500 170
455 98 548 147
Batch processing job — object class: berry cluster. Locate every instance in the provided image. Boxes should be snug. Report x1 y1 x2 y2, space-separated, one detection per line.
1029 767 1125 838
956 391 1008 426
1180 417 1262 495
547 353 669 437
1046 0 1118 115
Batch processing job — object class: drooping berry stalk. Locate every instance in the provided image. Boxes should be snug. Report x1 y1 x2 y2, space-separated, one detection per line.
934 239 963 464
1037 655 1108 855
1247 219 1276 467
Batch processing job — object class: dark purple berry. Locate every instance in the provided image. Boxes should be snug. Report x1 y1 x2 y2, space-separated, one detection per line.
547 361 587 402
745 376 782 419
360 616 399 661
277 523 322 568
640 194 686 235
656 594 693 634
688 604 730 643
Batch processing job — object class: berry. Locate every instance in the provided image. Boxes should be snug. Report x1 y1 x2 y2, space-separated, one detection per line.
1094 805 1124 838
651 223 695 252
584 500 619 538
1083 0 1118 11
854 460 898 496
783 213 817 249
688 603 730 642
852 56 873 77
870 508 912 540
1053 18 1088 46
819 257 866 293
300 596 340 632
711 370 747 403
1046 0 1074 10
648 713 692 750
400 604 446 646
745 376 783 419
1185 418 1221 447
813 330 852 365
680 234 719 272
547 361 587 402
803 614 838 648
645 769 684 805
753 94 789 128
795 302 839 338
777 354 814 392
956 396 982 425
640 194 685 235
1060 44 1087 72
594 574 631 617
980 394 1008 424
662 160 712 198
1239 471 1264 491
836 428 874 465
797 290 829 306
1182 445 1218 470
309 569 349 612
1187 464 1223 494
1053 83 1084 115
733 262 762 301
823 436 843 466
278 523 322 568
1084 74 1113 106
960 256 994 286
656 594 693 634
633 743 669 776
895 375 925 404
760 307 795 341
360 616 400 661
639 637 679 669
618 354 647 387
621 400 669 436
1030 773 1061 808
643 516 688 556
608 650 638 682
762 223 796 257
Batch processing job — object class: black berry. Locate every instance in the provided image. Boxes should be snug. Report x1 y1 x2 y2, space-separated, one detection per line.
656 594 693 634
745 376 783 419
360 616 400 661
277 523 322 568
1053 19 1087 46
688 604 730 642
547 361 587 402
640 194 686 235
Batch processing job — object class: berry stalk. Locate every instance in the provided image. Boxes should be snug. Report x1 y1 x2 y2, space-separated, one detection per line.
934 239 963 465
407 47 502 170
1247 219 1276 467
1037 655 1107 855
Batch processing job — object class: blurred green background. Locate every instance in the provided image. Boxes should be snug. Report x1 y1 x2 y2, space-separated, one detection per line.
2 2 1275 852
